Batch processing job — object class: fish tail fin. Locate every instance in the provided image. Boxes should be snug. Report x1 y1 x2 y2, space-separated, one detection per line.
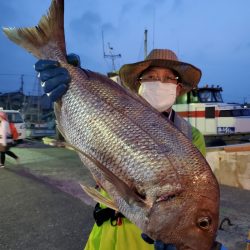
2 0 66 59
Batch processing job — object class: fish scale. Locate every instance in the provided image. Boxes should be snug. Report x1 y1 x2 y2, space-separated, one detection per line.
59 74 207 206
63 88 177 182
61 84 172 188
72 74 207 179
2 0 220 249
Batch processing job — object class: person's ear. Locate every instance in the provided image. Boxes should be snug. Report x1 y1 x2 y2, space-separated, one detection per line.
176 83 183 96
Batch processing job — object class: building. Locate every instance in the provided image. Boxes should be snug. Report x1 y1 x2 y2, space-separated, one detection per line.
0 91 54 128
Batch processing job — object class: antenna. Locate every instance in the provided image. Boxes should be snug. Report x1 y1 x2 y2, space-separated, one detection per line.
20 74 24 93
144 29 148 59
102 30 121 72
153 6 155 49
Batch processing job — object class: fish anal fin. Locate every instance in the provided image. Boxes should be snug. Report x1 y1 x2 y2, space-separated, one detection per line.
66 142 147 208
53 119 149 209
80 184 118 211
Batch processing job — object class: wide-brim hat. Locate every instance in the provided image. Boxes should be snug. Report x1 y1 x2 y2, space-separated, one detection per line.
119 49 202 96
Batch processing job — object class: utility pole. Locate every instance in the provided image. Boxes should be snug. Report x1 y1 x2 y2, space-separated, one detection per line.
144 29 148 59
20 74 24 93
102 31 121 72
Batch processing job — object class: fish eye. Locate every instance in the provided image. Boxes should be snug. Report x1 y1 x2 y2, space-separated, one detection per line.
197 217 211 230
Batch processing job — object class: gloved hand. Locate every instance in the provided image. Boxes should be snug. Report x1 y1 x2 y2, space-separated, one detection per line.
141 233 175 250
141 233 228 250
154 241 176 250
34 53 81 102
212 241 228 250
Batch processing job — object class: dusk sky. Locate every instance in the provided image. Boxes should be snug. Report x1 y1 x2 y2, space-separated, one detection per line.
0 0 250 103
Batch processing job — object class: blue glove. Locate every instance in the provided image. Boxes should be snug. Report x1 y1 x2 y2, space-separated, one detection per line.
141 233 228 250
141 233 175 250
141 233 154 244
66 53 81 67
34 53 81 102
154 241 176 250
154 240 228 250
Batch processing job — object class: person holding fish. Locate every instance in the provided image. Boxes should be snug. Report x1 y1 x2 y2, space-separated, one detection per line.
34 50 227 250
3 0 227 248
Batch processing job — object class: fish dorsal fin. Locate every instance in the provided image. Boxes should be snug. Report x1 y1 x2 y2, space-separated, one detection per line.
80 184 118 211
63 141 147 208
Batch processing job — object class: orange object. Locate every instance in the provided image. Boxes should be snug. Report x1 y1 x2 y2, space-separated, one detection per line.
224 145 250 152
117 217 122 226
9 123 19 140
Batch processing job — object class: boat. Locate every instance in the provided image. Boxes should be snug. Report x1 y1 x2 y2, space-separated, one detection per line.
173 85 250 146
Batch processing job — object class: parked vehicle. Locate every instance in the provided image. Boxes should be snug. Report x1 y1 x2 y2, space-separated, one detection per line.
25 111 56 138
0 109 26 141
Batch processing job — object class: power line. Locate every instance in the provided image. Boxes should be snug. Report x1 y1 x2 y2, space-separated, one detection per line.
0 73 35 77
0 73 37 78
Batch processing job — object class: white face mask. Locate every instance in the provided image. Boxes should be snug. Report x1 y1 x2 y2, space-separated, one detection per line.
138 81 177 112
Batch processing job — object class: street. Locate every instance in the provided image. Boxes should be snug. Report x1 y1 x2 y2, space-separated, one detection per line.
0 166 93 250
0 142 94 250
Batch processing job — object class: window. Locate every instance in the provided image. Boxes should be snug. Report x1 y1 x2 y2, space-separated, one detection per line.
7 112 24 123
198 90 223 103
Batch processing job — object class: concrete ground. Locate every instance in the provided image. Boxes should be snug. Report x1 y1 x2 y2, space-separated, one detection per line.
0 168 93 250
0 141 94 250
0 140 249 250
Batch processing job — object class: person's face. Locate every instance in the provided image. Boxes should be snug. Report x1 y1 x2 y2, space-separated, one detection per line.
140 67 183 97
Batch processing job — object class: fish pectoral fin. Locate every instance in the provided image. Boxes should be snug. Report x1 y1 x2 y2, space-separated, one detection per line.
53 127 147 208
80 184 118 211
65 142 147 208
155 187 183 203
